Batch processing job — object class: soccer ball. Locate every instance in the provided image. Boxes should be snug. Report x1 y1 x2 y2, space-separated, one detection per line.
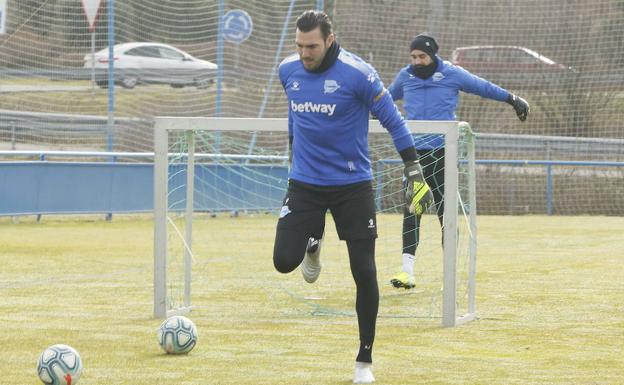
36 344 83 385
157 315 198 354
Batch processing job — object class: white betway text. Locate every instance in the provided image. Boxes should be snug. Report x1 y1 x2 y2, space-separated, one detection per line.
291 100 336 116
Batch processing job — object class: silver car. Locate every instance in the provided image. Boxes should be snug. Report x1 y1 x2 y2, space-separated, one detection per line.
83 42 218 89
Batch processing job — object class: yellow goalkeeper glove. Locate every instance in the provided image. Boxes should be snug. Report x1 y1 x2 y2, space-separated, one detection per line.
404 161 433 215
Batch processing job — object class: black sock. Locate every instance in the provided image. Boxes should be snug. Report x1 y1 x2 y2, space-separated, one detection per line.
356 342 373 363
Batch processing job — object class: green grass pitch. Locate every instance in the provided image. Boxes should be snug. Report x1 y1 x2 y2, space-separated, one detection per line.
0 214 622 384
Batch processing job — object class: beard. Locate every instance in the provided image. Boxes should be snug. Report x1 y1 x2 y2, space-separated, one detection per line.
412 59 437 79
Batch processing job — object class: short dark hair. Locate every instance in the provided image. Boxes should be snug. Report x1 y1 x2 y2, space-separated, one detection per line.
296 10 333 39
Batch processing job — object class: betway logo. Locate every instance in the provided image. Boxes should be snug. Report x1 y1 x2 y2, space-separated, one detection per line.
291 100 336 116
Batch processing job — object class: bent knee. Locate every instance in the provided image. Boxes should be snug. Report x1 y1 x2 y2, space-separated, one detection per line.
273 254 300 274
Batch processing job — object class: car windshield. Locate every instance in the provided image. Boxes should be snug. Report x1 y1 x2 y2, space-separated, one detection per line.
500 49 537 64
125 47 160 57
158 47 185 60
522 47 556 64
456 46 558 66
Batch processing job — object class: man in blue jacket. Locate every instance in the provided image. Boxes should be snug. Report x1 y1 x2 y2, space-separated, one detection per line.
273 11 432 384
388 33 529 289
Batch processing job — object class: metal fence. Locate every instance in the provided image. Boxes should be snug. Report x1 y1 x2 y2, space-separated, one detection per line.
1 146 622 216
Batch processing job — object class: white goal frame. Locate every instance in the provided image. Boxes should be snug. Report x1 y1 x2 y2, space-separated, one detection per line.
153 117 477 327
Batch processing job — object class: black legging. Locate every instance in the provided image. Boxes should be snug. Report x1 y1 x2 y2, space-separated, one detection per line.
274 235 378 363
403 148 445 255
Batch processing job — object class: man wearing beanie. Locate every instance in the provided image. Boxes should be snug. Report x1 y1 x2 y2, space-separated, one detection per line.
388 33 529 290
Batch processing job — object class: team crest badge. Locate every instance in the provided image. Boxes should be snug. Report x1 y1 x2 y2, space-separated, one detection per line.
324 79 340 94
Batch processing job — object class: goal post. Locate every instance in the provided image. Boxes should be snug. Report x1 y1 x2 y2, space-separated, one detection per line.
153 117 477 327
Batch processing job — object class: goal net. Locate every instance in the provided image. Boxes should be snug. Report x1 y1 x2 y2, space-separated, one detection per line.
2 1 621 216
153 117 476 327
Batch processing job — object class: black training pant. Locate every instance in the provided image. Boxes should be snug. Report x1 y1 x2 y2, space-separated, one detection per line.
402 148 445 255
273 180 378 362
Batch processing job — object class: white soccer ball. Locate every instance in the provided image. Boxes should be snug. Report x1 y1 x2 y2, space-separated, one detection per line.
157 315 198 354
36 344 83 385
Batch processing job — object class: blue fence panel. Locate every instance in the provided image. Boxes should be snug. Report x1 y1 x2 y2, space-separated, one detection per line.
0 162 288 216
168 163 288 212
2 159 621 216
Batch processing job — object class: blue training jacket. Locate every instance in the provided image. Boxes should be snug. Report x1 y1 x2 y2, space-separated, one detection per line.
388 56 510 150
279 48 414 186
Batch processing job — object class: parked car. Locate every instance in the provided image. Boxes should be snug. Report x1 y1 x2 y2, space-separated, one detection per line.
451 45 576 88
83 42 218 89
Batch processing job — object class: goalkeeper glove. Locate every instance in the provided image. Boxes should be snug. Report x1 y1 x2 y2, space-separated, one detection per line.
404 160 433 215
506 94 530 122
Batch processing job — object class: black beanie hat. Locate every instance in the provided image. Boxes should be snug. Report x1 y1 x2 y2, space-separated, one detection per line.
409 33 439 58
